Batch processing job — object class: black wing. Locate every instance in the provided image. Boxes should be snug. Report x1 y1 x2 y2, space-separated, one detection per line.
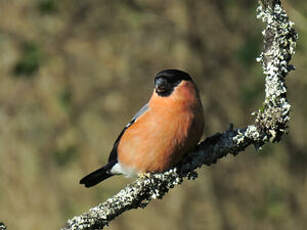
80 103 149 187
107 103 149 162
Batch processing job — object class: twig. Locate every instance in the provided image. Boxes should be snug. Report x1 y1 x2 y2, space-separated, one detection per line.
61 0 297 229
0 223 7 230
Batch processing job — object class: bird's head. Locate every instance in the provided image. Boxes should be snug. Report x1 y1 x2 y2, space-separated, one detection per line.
154 69 192 97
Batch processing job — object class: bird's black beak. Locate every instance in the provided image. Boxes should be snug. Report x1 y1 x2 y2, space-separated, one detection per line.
155 78 169 94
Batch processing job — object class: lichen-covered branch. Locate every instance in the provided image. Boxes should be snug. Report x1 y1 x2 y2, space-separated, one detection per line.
255 0 297 143
61 1 297 229
0 223 7 230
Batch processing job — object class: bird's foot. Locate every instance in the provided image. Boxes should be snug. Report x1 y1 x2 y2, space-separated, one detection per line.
137 172 151 179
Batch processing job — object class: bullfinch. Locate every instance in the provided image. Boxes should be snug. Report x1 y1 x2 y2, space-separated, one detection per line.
80 69 204 188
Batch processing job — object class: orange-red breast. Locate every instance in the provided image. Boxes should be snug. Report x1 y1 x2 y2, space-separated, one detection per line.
80 69 204 187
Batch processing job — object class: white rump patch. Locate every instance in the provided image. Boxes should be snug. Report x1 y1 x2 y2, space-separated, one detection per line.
110 163 138 178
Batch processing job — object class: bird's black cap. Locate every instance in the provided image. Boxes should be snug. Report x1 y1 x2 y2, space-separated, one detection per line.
155 69 192 82
154 69 192 97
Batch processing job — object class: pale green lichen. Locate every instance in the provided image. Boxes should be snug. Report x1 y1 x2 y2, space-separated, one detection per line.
254 2 297 143
0 223 7 230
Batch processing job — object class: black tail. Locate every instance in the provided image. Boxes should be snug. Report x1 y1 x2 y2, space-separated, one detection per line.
80 161 116 188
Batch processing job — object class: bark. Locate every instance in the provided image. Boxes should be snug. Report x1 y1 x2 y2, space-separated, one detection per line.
0 223 7 230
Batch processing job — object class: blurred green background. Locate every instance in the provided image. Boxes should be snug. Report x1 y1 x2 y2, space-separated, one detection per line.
0 0 306 229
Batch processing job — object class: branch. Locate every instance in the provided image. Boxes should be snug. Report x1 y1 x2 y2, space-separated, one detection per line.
0 223 7 230
62 1 297 229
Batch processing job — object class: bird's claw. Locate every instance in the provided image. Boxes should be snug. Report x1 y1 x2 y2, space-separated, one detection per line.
137 172 151 179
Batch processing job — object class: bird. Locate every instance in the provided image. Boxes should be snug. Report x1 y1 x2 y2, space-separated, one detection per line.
80 69 204 188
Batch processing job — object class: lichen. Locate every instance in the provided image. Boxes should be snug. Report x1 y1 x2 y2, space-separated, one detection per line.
255 2 297 143
0 223 7 230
